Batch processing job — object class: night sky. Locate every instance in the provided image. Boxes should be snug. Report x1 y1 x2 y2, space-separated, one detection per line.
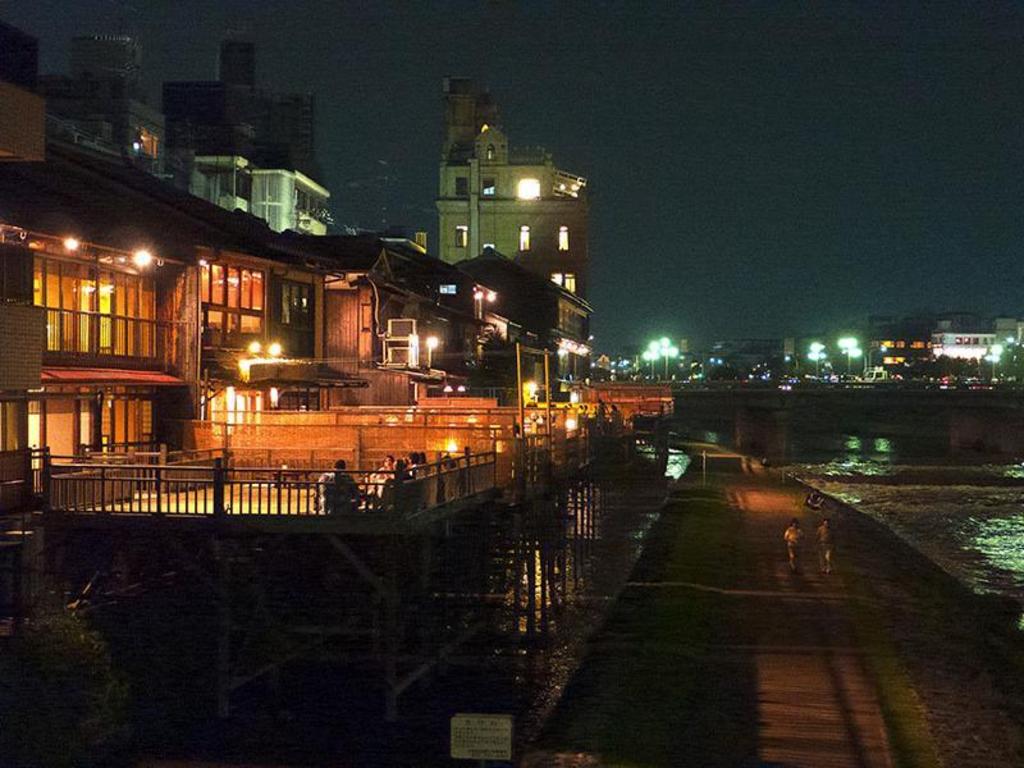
4 1 1024 349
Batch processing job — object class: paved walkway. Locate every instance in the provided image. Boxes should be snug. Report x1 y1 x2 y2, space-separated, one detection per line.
524 449 896 767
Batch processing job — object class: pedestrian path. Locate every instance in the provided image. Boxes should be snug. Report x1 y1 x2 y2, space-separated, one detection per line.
524 450 898 767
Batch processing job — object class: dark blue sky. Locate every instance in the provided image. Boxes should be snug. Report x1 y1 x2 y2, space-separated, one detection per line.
4 1 1024 349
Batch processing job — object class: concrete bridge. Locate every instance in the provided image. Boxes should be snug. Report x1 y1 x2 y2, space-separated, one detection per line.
672 386 1024 460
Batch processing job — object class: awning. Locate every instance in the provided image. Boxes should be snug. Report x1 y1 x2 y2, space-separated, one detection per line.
41 368 187 387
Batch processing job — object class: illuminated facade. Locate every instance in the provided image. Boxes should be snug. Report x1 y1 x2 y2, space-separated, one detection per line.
436 78 590 299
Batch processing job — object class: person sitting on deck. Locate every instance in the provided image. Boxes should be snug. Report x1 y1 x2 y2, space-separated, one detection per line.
321 459 360 515
369 455 396 498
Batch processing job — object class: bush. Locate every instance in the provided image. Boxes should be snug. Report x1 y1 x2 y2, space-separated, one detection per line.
0 607 129 767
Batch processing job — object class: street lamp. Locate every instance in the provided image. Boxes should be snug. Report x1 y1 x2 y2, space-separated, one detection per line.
807 342 826 377
642 348 657 378
837 337 862 376
646 338 678 380
986 343 1004 381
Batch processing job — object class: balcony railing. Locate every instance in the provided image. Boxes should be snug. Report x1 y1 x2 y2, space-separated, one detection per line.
45 308 158 359
44 452 498 520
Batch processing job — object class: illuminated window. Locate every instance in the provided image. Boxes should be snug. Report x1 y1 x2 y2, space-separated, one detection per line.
136 127 159 158
482 178 496 196
564 273 577 293
455 225 468 248
519 225 531 251
517 178 541 200
201 263 264 346
281 281 312 328
558 225 570 251
551 273 564 286
486 144 495 161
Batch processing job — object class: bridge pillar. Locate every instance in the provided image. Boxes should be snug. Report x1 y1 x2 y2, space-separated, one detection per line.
734 407 790 462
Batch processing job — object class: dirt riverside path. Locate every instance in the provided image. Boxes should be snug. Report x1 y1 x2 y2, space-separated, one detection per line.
524 447 909 768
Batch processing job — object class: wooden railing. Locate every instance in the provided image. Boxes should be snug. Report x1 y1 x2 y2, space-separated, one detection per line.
45 452 497 520
45 307 159 359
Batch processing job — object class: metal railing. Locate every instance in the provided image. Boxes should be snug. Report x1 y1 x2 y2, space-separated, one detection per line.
45 307 158 359
44 452 497 520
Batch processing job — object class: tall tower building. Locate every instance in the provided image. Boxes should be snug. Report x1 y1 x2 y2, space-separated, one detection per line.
70 35 142 97
436 78 589 299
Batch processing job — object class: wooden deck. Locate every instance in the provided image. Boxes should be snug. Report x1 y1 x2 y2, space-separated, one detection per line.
42 453 498 535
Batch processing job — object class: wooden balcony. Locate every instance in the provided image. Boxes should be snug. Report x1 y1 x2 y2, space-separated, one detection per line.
43 307 163 368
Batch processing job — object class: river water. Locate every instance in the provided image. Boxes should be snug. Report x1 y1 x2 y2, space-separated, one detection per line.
676 410 1024 618
788 439 1024 626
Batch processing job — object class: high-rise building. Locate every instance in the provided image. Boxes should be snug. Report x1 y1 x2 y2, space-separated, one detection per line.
39 34 163 171
436 78 589 299
69 35 143 97
163 40 326 231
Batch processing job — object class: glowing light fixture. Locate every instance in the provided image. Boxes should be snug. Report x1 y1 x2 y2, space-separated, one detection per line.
132 249 154 268
516 178 541 200
486 290 497 302
425 335 439 368
247 341 263 355
267 342 283 358
63 237 80 252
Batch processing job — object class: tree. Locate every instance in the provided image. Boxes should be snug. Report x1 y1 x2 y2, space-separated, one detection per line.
0 607 129 767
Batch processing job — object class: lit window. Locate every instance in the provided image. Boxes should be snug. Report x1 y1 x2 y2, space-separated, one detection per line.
455 225 468 248
519 225 531 251
558 225 569 251
482 178 496 196
517 178 541 200
136 127 159 158
564 273 577 293
551 273 564 286
439 284 457 295
486 144 495 161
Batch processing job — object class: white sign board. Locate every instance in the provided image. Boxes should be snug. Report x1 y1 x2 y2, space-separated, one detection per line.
450 713 513 761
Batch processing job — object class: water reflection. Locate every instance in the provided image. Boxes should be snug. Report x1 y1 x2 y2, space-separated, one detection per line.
796 464 1024 631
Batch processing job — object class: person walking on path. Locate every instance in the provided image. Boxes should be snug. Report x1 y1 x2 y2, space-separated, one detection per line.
783 518 803 573
817 518 834 574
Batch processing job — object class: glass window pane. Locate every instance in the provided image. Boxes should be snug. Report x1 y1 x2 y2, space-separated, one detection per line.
241 314 261 333
201 263 210 303
140 280 155 319
251 270 264 311
211 264 225 305
227 267 239 308
33 257 43 306
240 269 252 309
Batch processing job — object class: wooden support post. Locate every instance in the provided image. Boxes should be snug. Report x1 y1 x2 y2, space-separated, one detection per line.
40 448 51 513
214 536 232 718
383 543 400 722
